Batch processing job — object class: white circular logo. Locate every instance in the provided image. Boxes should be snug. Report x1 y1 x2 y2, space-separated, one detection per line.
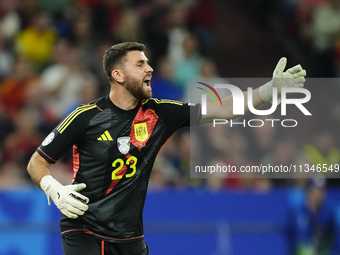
42 132 55 146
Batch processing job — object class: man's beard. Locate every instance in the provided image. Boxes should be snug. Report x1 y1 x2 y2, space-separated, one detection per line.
125 74 152 101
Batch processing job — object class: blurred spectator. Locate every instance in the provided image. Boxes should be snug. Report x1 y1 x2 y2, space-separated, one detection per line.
166 129 203 188
203 124 232 163
73 0 104 9
0 57 39 120
288 177 340 255
80 78 99 103
303 129 340 182
261 138 308 185
167 3 191 65
199 58 229 96
298 0 329 23
177 130 191 179
113 8 145 43
88 39 114 96
188 0 216 56
337 38 340 70
2 109 44 170
0 30 14 81
312 0 340 77
199 58 219 78
141 0 170 66
196 125 242 189
0 0 22 41
253 0 281 27
90 0 125 36
150 56 183 100
148 169 168 191
23 79 57 133
0 162 32 190
205 158 228 192
173 33 204 89
184 58 230 102
247 115 278 163
69 10 96 67
297 0 328 47
40 42 94 120
148 155 179 191
15 11 57 71
227 129 250 170
37 0 73 14
221 128 260 191
64 76 99 115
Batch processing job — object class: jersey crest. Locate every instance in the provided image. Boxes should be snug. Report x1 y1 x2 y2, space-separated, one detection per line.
42 132 55 146
134 123 148 142
117 137 130 154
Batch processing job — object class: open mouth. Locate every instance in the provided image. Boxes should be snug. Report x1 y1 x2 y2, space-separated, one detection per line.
143 77 151 88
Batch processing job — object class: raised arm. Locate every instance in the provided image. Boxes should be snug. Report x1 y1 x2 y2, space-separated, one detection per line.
200 57 306 124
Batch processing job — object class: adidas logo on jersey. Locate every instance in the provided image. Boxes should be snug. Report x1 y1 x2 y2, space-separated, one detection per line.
98 130 113 141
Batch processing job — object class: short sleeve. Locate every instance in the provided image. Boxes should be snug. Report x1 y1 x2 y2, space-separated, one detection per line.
37 105 97 163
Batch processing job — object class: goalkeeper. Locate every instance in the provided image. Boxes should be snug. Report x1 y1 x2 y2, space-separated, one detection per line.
27 42 306 255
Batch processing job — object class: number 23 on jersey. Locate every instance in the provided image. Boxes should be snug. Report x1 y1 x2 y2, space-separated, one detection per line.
111 156 137 180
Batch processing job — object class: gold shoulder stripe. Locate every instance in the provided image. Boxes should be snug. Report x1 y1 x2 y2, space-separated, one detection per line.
156 99 183 106
59 105 97 134
57 105 94 132
57 105 93 132
57 105 97 134
144 98 183 106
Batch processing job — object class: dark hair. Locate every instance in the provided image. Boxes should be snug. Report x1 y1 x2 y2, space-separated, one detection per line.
103 42 146 83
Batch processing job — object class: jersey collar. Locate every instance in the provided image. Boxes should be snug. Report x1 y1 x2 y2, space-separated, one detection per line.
105 95 140 119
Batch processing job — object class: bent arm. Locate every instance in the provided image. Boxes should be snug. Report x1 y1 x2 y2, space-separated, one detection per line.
200 87 266 124
27 151 52 189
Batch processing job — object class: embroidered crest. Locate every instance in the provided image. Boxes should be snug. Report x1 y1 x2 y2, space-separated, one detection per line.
117 137 130 154
134 123 148 142
42 132 55 146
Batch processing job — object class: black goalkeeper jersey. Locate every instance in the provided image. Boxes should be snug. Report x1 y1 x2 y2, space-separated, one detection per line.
37 95 201 242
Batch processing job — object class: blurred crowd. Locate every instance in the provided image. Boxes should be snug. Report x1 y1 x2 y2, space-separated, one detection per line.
0 0 339 196
252 0 340 77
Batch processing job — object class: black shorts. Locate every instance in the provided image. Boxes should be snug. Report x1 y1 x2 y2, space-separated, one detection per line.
62 232 150 255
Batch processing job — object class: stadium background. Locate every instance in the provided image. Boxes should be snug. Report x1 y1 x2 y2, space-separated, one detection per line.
0 0 340 254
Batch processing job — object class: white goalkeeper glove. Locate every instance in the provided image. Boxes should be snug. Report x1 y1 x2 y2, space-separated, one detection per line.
40 175 89 219
259 57 307 103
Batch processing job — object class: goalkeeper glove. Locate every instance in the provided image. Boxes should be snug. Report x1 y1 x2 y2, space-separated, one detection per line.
40 175 89 219
259 57 307 103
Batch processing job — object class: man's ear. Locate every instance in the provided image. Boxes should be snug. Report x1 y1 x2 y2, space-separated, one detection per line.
111 69 125 83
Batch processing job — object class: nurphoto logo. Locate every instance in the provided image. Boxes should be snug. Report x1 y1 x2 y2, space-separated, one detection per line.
196 81 312 128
